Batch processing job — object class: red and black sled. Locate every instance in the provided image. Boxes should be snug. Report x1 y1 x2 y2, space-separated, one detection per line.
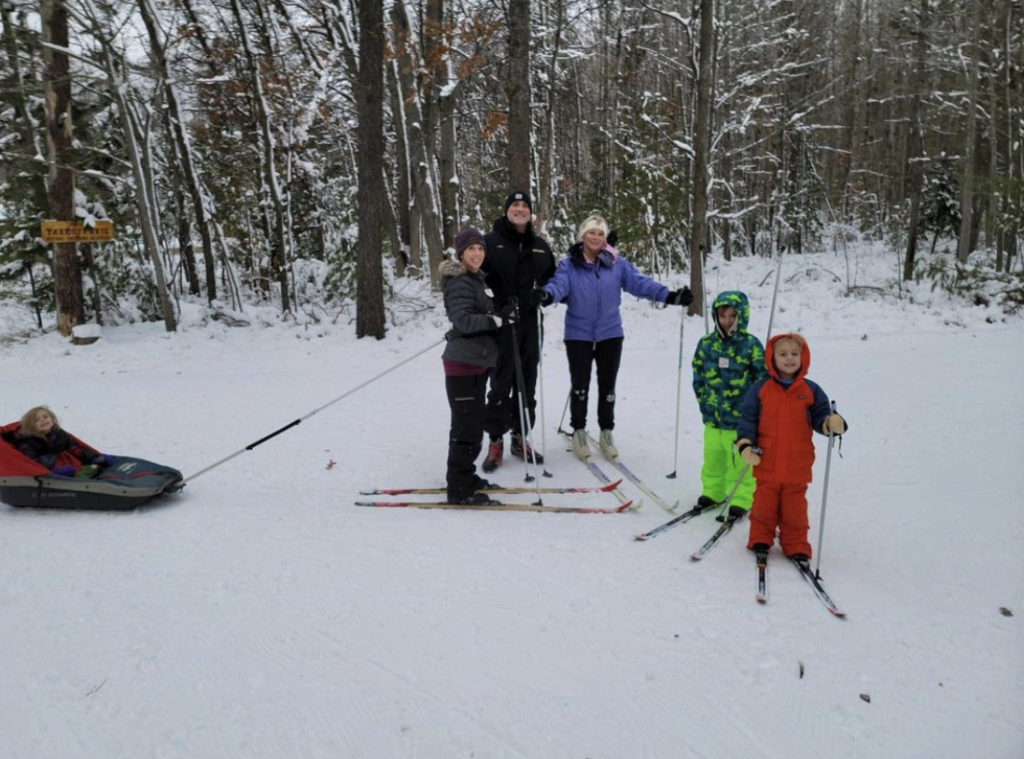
0 421 183 510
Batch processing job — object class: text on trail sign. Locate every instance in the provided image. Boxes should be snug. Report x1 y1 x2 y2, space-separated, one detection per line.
41 220 114 243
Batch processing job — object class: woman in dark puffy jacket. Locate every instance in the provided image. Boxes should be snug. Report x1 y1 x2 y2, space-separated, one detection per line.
439 228 504 504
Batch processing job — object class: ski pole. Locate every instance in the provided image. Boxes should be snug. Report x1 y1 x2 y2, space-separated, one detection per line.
535 309 553 477
666 305 685 479
698 244 709 334
815 401 838 579
183 336 445 483
508 303 543 495
556 388 571 436
715 459 754 521
765 247 784 342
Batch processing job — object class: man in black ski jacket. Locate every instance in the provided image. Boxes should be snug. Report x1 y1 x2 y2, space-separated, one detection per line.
480 191 556 472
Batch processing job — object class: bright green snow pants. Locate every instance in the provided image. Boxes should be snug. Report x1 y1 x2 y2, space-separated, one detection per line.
700 424 755 510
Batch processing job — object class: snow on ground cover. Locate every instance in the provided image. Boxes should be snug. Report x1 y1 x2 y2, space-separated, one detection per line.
1 246 1022 758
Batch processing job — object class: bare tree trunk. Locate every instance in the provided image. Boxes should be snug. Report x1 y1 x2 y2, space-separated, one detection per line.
956 0 981 263
427 0 458 248
380 176 406 277
2 0 48 211
535 0 567 234
391 0 444 287
89 24 177 331
998 0 1019 272
229 0 290 312
386 56 415 274
173 179 201 295
41 0 83 336
356 0 386 338
689 0 714 316
138 0 218 302
506 0 531 192
903 0 929 281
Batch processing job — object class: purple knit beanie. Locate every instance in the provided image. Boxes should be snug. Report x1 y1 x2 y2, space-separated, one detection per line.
454 227 485 260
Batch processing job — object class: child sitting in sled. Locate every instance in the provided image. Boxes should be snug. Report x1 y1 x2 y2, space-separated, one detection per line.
11 406 111 477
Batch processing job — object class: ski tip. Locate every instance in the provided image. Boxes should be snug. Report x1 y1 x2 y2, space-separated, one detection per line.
601 478 624 491
689 553 703 561
615 501 634 513
634 533 649 541
756 596 767 604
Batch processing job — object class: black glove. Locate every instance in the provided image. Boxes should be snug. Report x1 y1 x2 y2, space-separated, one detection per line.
530 288 553 308
499 302 518 324
665 287 693 307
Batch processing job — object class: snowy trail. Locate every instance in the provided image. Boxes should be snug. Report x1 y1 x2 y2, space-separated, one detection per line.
1 263 1022 757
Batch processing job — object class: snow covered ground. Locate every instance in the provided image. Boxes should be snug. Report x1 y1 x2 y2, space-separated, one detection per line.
1 244 1022 758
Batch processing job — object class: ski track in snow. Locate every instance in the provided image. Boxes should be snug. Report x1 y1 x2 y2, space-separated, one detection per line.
1 252 1023 758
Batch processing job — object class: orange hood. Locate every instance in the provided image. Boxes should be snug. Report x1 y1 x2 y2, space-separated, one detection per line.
765 333 811 382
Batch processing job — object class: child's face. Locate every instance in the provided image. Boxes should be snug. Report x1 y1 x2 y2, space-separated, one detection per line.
34 410 55 434
773 340 802 378
716 306 737 334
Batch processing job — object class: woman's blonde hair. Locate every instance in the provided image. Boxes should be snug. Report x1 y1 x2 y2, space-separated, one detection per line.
20 406 58 438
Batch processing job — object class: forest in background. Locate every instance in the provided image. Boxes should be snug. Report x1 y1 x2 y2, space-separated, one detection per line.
0 0 1021 338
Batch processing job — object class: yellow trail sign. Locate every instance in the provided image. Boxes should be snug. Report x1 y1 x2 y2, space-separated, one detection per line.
41 220 114 243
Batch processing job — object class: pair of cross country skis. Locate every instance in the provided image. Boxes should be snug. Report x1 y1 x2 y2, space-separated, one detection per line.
356 477 635 514
357 446 844 616
357 431 680 514
637 503 844 616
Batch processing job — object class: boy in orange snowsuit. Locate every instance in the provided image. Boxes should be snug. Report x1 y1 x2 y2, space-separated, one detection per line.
735 334 847 559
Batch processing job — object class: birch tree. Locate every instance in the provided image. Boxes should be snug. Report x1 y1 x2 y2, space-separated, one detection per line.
228 0 290 312
390 0 444 286
76 0 177 331
137 0 218 301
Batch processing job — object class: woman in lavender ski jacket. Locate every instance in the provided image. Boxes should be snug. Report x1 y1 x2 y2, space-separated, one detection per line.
532 215 691 462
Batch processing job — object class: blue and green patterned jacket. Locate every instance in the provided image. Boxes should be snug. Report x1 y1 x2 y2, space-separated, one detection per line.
691 291 767 431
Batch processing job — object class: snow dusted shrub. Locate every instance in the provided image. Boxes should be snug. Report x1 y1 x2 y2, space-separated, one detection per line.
915 249 1024 315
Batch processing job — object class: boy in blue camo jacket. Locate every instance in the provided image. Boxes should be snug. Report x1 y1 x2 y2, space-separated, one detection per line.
691 291 767 516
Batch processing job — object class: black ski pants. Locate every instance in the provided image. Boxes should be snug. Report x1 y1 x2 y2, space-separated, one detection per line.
483 318 540 440
445 372 488 500
565 337 624 432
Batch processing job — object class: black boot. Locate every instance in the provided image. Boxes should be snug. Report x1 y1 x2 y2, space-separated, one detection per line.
473 475 498 491
510 434 544 464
